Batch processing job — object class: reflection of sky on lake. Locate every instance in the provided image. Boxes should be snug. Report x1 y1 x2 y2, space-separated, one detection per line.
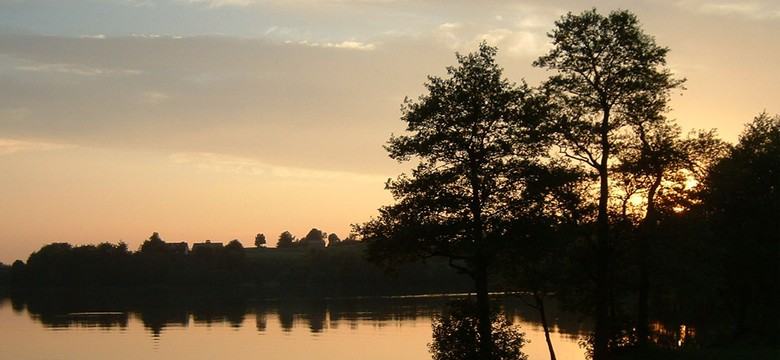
0 295 588 360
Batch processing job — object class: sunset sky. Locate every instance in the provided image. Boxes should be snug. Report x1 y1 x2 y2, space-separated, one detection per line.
1 0 778 263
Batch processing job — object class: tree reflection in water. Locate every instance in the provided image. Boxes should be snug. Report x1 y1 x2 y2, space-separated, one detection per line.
6 290 588 344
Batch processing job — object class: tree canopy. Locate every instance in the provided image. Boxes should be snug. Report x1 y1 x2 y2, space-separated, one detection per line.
534 9 685 358
359 42 578 359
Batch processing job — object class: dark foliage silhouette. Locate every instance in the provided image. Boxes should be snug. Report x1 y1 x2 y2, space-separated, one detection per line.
358 42 571 359
534 8 685 359
429 301 527 360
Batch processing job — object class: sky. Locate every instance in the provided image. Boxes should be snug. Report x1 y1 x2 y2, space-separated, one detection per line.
1 0 778 263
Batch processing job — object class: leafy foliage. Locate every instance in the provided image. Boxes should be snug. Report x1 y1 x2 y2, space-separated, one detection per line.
277 231 297 248
358 42 571 358
696 113 780 343
534 9 686 358
254 233 266 247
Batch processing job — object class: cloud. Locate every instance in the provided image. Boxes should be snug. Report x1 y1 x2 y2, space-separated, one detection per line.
183 0 400 7
80 34 107 39
181 0 258 8
142 91 171 104
169 152 386 182
431 21 549 58
13 60 141 77
0 138 74 155
300 40 377 51
678 0 780 19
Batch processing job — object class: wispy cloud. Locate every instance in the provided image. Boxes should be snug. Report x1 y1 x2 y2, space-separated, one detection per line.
679 0 780 19
181 0 259 8
14 60 142 77
79 34 107 39
302 40 376 51
432 20 549 57
142 91 172 104
183 0 399 7
0 138 74 155
169 152 385 182
265 26 376 50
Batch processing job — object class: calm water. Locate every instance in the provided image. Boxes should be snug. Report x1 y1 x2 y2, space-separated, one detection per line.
0 291 588 360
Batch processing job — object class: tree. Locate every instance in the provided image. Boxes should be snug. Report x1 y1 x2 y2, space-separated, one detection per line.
327 233 341 247
139 232 169 255
534 9 685 358
613 119 727 347
254 233 267 248
696 113 780 343
300 228 326 247
277 231 296 248
358 42 549 359
224 239 247 270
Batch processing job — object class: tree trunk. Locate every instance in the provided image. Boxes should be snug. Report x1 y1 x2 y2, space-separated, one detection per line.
474 264 494 359
637 175 661 348
593 111 612 360
535 292 558 360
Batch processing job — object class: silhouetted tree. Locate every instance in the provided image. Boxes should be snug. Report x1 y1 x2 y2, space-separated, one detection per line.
358 42 551 359
0 262 11 286
277 231 296 248
136 232 174 284
10 260 27 286
327 233 341 247
696 112 780 344
139 232 168 255
24 242 74 286
225 239 244 252
300 228 326 247
534 9 685 358
614 119 727 347
254 233 266 248
20 242 133 286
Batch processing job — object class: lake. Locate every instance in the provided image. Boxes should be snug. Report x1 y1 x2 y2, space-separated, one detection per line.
0 290 588 360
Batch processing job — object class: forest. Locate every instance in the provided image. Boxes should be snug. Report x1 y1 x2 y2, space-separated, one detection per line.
0 8 778 360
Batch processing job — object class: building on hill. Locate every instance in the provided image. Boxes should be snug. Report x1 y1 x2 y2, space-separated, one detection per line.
192 240 224 251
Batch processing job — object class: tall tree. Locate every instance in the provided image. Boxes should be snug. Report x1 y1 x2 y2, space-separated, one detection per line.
697 113 780 343
614 119 728 347
358 42 549 359
534 9 685 359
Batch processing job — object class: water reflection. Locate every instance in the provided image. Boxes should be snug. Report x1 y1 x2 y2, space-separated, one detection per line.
1 290 594 360
6 290 585 338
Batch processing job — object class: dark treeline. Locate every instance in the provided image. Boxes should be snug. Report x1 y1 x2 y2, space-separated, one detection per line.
0 232 472 296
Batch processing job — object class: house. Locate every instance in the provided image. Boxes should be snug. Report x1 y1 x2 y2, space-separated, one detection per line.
191 240 224 251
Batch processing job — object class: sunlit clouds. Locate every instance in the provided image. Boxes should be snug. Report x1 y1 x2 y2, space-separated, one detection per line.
12 59 142 77
169 151 387 183
677 0 780 20
0 138 74 155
